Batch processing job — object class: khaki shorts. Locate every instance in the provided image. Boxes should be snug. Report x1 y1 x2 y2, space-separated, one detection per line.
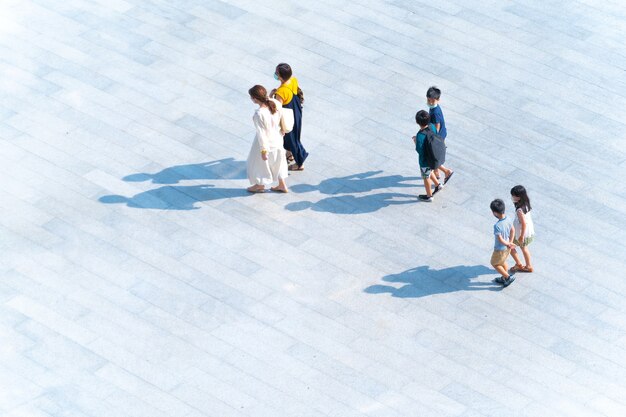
490 249 510 267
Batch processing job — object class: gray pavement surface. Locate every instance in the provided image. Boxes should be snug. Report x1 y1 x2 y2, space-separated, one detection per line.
1 0 626 416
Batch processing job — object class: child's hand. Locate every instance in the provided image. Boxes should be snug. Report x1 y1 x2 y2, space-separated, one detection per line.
508 243 516 249
412 135 416 144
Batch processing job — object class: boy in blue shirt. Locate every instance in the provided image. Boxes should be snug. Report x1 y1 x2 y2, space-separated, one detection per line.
490 199 516 287
413 110 443 202
427 86 454 184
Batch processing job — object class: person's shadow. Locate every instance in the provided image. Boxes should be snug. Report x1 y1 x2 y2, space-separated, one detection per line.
100 158 250 210
285 192 415 214
99 185 250 210
291 170 419 195
285 170 419 214
364 265 499 298
123 158 246 184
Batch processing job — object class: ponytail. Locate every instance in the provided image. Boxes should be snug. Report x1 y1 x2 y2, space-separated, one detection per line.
248 85 277 114
265 98 277 114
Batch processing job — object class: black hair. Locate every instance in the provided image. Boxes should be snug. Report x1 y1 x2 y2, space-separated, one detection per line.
415 110 430 127
275 63 292 81
510 185 532 214
248 85 277 114
426 86 441 100
490 199 505 215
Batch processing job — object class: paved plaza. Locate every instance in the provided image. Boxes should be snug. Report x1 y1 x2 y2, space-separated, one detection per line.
2 0 626 416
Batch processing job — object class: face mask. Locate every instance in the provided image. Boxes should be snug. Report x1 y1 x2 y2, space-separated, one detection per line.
274 73 279 80
427 103 437 109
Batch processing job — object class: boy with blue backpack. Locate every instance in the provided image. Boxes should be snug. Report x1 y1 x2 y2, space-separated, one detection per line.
413 110 453 202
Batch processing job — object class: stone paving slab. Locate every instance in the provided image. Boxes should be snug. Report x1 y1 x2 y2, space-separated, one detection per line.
1 0 626 416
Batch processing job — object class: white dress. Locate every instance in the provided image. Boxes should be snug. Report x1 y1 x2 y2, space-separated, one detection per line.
247 99 287 186
514 208 535 244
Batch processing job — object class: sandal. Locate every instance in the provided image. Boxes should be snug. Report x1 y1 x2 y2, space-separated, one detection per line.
286 152 295 164
288 164 304 171
509 264 524 273
521 266 534 273
444 171 454 185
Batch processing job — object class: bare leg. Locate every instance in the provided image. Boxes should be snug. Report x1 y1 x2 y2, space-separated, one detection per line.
438 164 452 177
521 246 533 271
430 172 440 187
433 168 441 179
510 248 523 269
423 178 433 197
494 263 510 279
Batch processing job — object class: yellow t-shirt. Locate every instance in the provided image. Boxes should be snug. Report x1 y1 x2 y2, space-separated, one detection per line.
275 77 299 105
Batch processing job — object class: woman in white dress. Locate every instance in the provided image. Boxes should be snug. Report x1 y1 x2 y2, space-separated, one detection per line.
246 85 288 193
